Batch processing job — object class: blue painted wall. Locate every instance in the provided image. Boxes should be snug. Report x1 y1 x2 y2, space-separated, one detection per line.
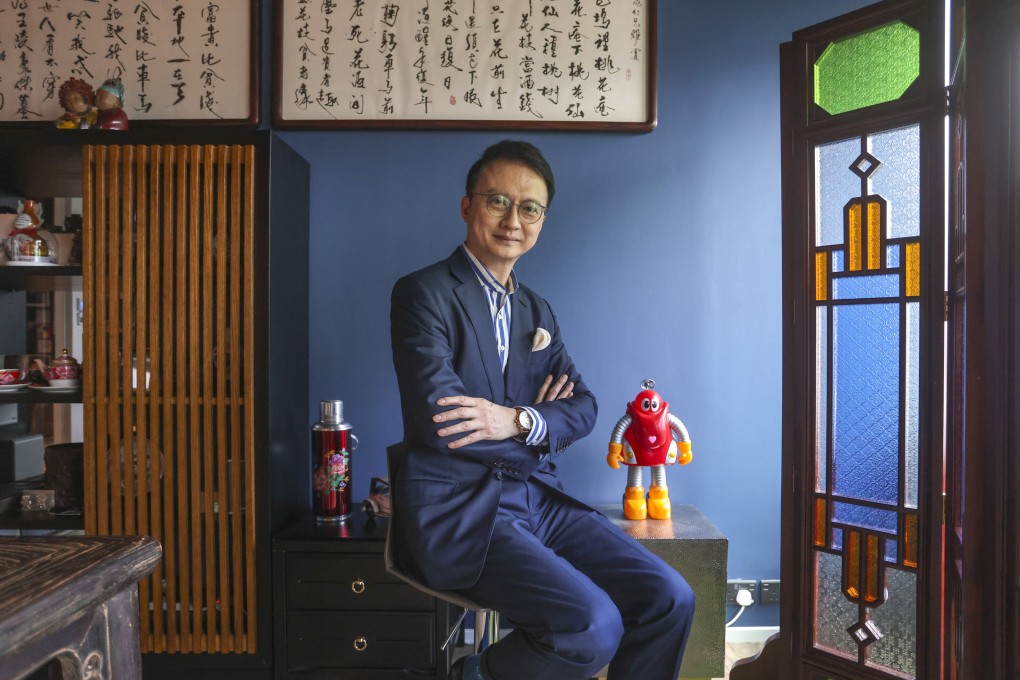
274 0 873 628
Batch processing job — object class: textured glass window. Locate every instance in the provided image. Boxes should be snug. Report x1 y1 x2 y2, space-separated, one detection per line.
871 125 921 238
905 302 920 509
814 21 920 115
816 138 859 246
833 274 900 299
832 303 900 504
812 126 920 674
816 307 828 493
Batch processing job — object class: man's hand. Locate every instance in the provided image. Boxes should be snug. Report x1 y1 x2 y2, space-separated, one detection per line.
434 396 518 449
534 373 574 404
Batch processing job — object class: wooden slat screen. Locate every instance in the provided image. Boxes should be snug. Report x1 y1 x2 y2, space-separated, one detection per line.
82 144 257 654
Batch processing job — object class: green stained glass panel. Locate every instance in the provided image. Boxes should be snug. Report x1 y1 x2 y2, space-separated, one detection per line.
814 21 920 115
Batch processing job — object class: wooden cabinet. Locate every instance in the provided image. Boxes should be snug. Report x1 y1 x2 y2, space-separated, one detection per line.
273 512 458 680
0 129 310 679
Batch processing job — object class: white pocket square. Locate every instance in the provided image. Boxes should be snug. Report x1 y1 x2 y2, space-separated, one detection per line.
532 328 551 352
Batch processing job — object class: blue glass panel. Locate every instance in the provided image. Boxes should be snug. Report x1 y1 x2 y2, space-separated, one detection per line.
887 244 900 267
831 527 843 550
816 137 860 247
832 303 900 504
832 274 900 300
833 501 898 533
816 306 829 492
905 301 919 509
832 249 845 272
869 124 920 239
885 538 898 563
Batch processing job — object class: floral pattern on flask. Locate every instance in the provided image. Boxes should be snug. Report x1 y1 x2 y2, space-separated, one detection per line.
328 452 349 491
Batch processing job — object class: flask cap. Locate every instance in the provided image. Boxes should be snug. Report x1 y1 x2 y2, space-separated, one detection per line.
320 400 343 424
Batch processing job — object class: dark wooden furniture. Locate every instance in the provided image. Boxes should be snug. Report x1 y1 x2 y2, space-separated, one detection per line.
273 510 458 680
0 535 161 680
593 504 727 680
0 129 311 679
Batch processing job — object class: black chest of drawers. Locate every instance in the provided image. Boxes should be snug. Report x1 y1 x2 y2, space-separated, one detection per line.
272 511 457 679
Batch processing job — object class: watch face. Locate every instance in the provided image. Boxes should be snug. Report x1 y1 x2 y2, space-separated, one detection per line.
518 409 533 430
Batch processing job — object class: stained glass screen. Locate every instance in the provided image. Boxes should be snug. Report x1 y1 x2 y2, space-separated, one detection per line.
811 123 921 678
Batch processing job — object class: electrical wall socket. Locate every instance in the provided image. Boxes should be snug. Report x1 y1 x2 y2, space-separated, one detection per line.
726 579 757 606
760 579 781 604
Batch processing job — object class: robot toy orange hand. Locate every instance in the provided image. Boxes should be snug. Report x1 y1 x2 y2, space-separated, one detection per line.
677 441 694 466
606 442 624 469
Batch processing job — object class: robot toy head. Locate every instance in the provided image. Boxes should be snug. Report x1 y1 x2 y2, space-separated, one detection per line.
632 389 663 414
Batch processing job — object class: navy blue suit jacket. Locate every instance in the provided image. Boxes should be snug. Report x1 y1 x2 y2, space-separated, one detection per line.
390 247 598 590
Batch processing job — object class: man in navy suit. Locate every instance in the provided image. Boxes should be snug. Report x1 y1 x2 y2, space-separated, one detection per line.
390 140 695 680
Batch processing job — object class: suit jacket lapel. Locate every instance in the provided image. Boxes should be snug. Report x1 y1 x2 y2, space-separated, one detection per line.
449 250 505 405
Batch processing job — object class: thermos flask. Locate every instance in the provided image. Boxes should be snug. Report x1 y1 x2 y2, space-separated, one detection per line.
311 400 358 522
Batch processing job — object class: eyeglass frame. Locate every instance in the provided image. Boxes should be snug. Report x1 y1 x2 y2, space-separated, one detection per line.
468 192 548 224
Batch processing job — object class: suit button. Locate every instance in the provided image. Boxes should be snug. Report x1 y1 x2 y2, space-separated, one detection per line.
495 472 503 480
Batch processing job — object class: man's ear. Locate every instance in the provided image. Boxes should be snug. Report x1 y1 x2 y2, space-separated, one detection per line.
460 195 471 222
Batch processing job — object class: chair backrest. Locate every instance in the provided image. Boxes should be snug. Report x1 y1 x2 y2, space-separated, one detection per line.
383 443 486 612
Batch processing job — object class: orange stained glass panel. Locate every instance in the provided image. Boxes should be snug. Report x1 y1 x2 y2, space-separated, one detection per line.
847 202 863 271
905 242 921 296
904 512 919 568
815 497 828 546
815 251 829 301
846 529 861 599
865 533 881 603
866 200 882 270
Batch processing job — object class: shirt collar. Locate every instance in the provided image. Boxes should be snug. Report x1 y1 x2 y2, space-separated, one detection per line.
462 244 518 296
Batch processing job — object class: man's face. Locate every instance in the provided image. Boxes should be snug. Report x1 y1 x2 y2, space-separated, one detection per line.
461 159 548 279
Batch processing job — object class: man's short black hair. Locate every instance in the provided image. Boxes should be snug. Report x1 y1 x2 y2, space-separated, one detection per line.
465 140 556 206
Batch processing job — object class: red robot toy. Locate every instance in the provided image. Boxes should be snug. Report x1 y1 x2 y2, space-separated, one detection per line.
607 379 693 520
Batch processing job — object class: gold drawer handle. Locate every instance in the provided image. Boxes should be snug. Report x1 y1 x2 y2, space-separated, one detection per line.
351 578 366 594
353 636 368 652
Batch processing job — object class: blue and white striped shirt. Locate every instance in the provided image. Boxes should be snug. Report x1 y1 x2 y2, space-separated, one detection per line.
462 245 547 447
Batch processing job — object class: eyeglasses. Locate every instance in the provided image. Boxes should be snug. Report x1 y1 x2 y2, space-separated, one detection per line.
469 193 547 224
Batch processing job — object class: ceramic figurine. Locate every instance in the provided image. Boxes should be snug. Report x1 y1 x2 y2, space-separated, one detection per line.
3 200 55 265
606 379 693 520
55 78 98 129
96 78 129 130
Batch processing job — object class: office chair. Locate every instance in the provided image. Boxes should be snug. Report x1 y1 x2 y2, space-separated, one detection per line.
384 443 500 655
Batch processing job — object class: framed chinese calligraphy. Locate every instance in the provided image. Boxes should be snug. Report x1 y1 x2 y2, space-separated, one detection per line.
0 0 258 126
273 0 657 131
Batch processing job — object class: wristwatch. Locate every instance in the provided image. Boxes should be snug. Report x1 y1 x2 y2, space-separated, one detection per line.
513 407 534 439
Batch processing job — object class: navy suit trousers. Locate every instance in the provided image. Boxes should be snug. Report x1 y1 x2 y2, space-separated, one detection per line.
454 477 696 680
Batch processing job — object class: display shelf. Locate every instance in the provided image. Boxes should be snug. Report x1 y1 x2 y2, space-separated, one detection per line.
0 480 84 531
0 387 82 404
0 265 82 282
